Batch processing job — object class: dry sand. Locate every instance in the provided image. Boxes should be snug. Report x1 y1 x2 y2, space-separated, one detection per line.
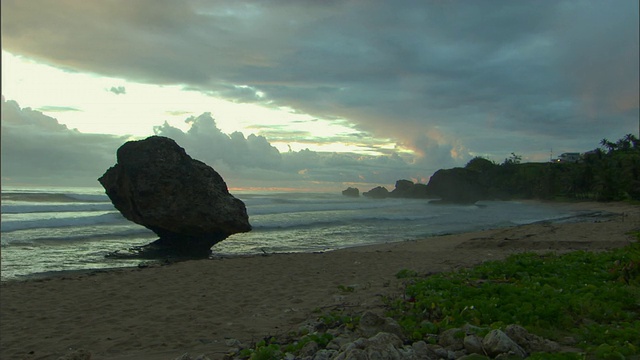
1 201 638 360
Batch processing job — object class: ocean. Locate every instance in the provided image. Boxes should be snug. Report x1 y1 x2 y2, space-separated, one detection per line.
1 186 583 281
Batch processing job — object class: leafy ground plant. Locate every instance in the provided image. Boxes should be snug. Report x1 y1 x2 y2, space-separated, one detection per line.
230 312 357 360
387 241 640 359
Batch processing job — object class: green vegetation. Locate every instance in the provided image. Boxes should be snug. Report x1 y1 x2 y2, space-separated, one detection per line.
387 239 640 359
237 338 282 360
318 311 360 330
232 312 358 360
231 236 640 359
337 284 356 293
464 134 640 201
395 268 419 279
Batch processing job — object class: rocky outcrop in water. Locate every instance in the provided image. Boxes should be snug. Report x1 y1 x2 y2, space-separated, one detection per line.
425 168 485 204
342 187 360 197
362 186 389 199
360 180 432 200
389 179 431 199
98 136 251 257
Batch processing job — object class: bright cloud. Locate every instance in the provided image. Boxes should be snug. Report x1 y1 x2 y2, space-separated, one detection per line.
2 51 391 156
1 98 432 191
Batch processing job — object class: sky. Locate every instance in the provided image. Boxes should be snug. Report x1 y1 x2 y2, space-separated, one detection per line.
1 0 638 192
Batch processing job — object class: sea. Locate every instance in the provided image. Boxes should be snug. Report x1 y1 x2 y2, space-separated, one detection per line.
1 186 588 281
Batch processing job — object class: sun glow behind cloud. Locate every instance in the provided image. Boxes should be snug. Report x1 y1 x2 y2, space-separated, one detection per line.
2 51 400 156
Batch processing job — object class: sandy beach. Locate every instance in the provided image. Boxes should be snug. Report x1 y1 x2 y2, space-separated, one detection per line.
1 201 638 360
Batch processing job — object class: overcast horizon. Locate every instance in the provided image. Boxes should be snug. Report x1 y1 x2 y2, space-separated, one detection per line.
2 1 638 192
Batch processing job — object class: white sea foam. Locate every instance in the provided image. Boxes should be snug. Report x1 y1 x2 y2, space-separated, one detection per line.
1 202 116 214
1 212 126 232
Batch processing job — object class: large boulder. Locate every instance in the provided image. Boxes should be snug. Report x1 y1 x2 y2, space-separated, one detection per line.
98 136 251 257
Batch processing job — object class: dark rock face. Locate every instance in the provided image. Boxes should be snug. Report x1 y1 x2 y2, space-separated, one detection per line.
362 186 389 199
341 187 360 197
425 168 485 204
389 179 432 198
360 180 432 200
98 136 251 257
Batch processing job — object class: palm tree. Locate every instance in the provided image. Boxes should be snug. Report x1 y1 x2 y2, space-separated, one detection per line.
616 135 632 151
600 138 617 153
623 134 639 150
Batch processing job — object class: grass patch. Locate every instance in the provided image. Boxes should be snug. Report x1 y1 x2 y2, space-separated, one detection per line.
337 284 355 293
396 269 419 279
386 241 640 358
318 311 360 330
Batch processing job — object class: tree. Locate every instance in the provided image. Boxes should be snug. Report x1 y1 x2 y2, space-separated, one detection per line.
616 133 639 152
503 152 522 166
465 157 496 172
600 138 617 153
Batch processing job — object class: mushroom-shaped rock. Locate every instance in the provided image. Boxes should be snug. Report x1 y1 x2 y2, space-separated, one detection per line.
98 136 251 257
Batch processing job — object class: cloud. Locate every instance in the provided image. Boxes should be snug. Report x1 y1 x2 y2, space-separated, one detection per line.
165 110 193 117
108 86 126 95
1 97 128 186
1 98 431 190
153 112 283 170
35 105 81 112
153 112 432 189
2 0 638 166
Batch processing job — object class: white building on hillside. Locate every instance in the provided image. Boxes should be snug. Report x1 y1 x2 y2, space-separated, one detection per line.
555 152 581 163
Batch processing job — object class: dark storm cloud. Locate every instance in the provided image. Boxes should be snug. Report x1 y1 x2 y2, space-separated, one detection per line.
2 0 638 165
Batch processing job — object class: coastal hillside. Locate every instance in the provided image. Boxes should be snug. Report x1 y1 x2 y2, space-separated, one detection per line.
447 134 640 202
355 134 640 203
